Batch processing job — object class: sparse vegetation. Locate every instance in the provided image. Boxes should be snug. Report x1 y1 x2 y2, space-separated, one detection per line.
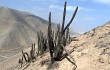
47 1 78 65
18 1 78 70
37 31 48 55
18 43 36 68
0 0 110 70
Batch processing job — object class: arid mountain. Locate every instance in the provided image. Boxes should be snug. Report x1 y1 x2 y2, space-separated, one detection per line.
20 21 110 70
0 6 53 62
0 6 50 51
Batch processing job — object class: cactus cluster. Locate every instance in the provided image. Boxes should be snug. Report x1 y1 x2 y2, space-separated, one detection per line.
18 1 78 68
48 1 78 62
36 1 78 63
37 31 48 55
18 43 36 67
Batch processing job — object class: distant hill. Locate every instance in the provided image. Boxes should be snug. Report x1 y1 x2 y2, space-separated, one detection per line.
0 6 51 52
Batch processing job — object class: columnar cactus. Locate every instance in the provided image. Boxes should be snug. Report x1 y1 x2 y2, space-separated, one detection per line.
36 1 78 64
22 50 30 62
30 43 36 62
47 12 55 63
18 1 78 68
37 31 48 55
48 1 78 61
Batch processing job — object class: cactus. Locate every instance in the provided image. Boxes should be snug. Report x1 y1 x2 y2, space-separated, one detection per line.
30 43 36 62
37 32 40 54
63 6 78 34
47 12 55 63
33 43 35 56
65 28 69 45
37 31 48 55
47 1 78 61
21 50 30 62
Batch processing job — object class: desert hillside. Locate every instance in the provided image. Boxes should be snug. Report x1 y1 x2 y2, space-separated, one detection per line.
22 21 110 70
0 6 109 70
0 6 49 50
0 6 52 62
0 6 79 68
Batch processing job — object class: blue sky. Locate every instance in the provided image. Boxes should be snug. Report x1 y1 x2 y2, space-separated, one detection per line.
0 0 110 33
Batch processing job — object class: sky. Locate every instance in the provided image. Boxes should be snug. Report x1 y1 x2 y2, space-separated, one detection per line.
0 0 110 33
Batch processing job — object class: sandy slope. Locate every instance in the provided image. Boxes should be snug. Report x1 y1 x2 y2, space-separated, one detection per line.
0 22 109 70
22 22 110 70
